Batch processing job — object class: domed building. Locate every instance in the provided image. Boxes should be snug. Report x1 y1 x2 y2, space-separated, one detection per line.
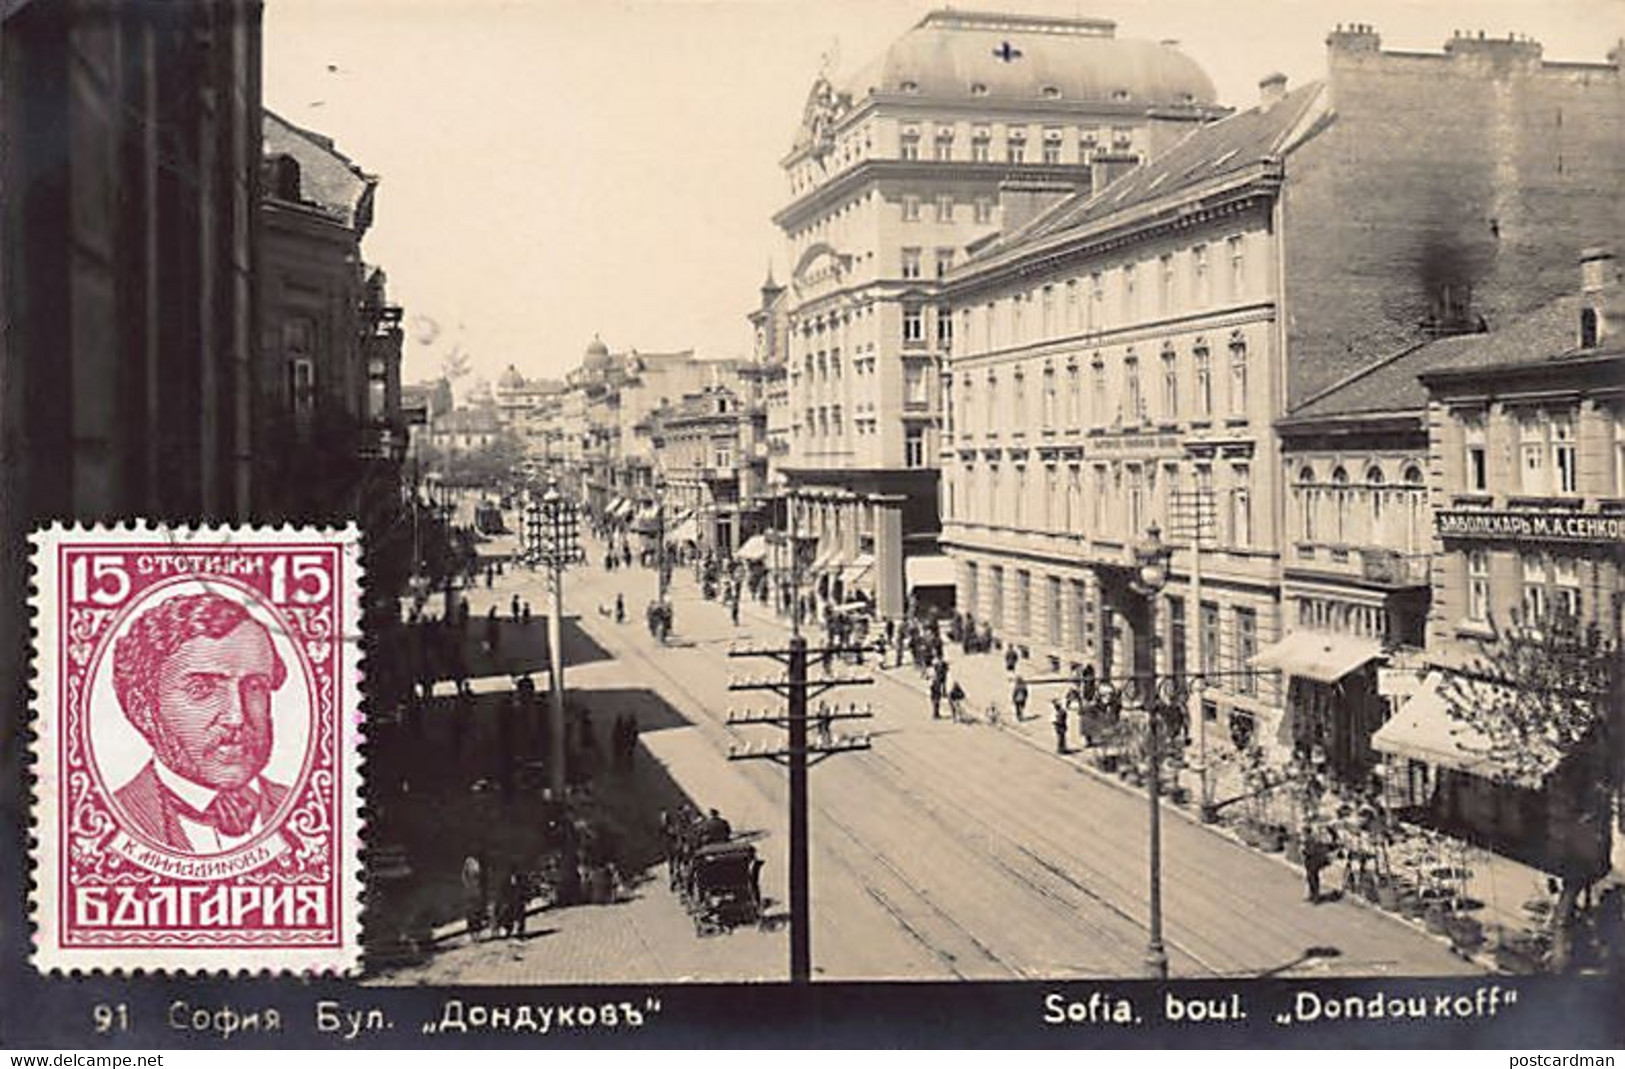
583 334 611 374
771 9 1226 620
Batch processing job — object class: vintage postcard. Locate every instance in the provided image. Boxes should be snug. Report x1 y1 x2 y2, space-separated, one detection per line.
28 526 364 975
2 0 1622 1049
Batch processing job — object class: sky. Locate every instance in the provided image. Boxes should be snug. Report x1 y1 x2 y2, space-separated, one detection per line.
262 0 1623 393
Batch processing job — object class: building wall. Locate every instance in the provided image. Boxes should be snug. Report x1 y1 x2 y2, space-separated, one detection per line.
1424 357 1625 671
1282 29 1625 408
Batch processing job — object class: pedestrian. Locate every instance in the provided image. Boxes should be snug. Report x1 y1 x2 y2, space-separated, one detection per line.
461 854 488 942
730 594 740 627
485 605 500 657
485 564 494 589
521 600 532 626
1302 826 1330 903
510 593 521 621
947 679 966 723
1011 674 1029 721
1051 697 1068 754
929 672 944 719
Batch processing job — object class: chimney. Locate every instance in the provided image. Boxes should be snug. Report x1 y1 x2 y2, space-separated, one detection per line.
1259 72 1288 108
1326 22 1381 56
1089 152 1139 195
997 179 1078 235
1579 247 1621 348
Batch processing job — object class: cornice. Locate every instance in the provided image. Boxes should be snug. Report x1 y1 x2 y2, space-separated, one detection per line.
773 159 1093 232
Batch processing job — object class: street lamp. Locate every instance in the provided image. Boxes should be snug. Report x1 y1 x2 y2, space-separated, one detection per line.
654 474 669 606
1130 522 1174 981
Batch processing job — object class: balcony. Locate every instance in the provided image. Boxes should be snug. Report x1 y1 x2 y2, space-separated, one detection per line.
1358 548 1430 588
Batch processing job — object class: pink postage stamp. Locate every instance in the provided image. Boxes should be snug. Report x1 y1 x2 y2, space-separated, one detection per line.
29 525 363 973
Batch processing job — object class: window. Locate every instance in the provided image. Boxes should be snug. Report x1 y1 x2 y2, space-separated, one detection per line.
1227 234 1245 297
1091 360 1107 426
934 134 954 161
1158 254 1175 313
936 309 953 348
904 425 925 468
1331 466 1350 543
1014 466 1027 526
1042 139 1061 165
1194 343 1212 417
1191 244 1209 305
1200 601 1221 677
1092 464 1108 531
714 444 733 469
986 372 999 430
1006 138 1025 164
974 197 994 224
1127 464 1144 533
1043 465 1058 529
1615 407 1625 496
1066 465 1082 532
1235 608 1257 695
1367 464 1386 543
1230 464 1252 547
1552 410 1578 494
904 361 928 406
901 247 922 280
990 564 1004 628
1121 263 1137 321
1047 576 1062 644
1042 365 1057 428
1519 411 1546 494
1016 570 1032 637
971 132 990 162
1066 362 1082 425
1228 335 1248 417
1555 556 1581 618
1088 272 1104 331
935 195 954 223
1012 369 1026 425
1123 353 1142 423
1065 280 1080 331
902 307 925 344
900 131 920 160
1161 349 1178 420
1041 286 1055 336
288 357 316 417
1464 414 1488 492
1522 552 1550 622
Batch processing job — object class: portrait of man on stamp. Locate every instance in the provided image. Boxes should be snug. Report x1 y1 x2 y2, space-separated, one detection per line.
110 592 292 855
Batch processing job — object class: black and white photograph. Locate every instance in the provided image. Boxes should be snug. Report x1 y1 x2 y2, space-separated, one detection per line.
2 0 1623 1050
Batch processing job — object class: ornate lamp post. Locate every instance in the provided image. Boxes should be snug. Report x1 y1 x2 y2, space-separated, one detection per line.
1131 523 1174 980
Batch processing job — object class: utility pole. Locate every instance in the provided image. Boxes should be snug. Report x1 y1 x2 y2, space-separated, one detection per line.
535 478 580 798
726 511 874 983
1170 487 1216 815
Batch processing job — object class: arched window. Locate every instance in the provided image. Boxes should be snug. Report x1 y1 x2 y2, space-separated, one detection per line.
1403 463 1425 552
1331 466 1350 544
1297 465 1317 541
1366 464 1386 544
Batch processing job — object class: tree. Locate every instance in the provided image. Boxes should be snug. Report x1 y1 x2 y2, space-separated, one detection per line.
1439 600 1620 971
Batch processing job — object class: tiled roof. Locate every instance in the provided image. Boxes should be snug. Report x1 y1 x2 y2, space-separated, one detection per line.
1287 296 1587 419
264 110 374 229
991 80 1324 252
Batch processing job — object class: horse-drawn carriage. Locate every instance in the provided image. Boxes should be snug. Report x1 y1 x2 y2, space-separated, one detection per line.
666 818 764 936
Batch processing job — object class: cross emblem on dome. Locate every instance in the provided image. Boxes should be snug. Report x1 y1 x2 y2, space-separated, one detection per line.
992 40 1023 63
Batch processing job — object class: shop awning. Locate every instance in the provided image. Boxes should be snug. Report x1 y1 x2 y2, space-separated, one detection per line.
904 554 956 590
632 506 661 533
1250 630 1382 685
1372 673 1563 788
666 515 700 545
735 534 770 562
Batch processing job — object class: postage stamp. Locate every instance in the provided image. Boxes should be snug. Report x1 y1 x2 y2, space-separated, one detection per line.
28 525 363 974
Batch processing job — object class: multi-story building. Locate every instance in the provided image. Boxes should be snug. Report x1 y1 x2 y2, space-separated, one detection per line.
1362 249 1624 877
773 8 1226 619
942 25 1624 763
260 110 403 517
653 376 770 556
493 365 565 435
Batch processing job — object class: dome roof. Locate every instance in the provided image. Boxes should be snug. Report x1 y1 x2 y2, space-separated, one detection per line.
497 364 525 389
583 334 611 371
840 10 1216 110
